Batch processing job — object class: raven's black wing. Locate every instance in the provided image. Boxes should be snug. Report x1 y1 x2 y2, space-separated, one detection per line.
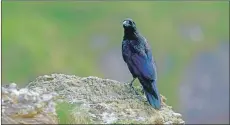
129 38 158 99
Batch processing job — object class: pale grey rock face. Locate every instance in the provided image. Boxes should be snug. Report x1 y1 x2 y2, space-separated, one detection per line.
2 83 58 124
2 74 184 124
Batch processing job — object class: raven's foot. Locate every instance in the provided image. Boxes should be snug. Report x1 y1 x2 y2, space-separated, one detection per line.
129 78 140 96
130 84 141 96
129 79 145 101
129 78 136 87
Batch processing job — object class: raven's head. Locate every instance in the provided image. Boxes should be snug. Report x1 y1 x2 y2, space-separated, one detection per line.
122 18 136 29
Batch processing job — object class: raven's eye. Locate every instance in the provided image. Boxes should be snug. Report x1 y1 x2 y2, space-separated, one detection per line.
130 21 135 26
129 21 132 25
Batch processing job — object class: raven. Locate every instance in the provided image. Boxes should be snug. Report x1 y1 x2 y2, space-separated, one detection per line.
121 18 161 109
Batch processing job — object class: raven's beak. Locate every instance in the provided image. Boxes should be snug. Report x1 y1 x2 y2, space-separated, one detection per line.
123 20 130 27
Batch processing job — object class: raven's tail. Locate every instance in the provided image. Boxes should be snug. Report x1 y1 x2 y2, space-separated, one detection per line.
144 90 161 109
143 81 161 109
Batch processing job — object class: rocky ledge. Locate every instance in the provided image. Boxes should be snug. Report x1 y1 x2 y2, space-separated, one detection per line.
2 74 185 124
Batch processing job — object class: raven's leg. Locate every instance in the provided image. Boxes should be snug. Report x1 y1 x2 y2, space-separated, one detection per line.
129 78 138 94
129 78 145 101
129 78 136 88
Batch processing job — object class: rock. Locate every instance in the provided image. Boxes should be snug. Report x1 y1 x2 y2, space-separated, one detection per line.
2 74 185 124
164 121 173 124
173 112 182 118
9 83 17 89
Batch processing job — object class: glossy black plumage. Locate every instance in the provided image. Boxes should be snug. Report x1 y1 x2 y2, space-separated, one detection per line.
121 18 161 109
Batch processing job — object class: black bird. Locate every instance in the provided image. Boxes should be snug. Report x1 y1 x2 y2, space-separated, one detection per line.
121 18 161 109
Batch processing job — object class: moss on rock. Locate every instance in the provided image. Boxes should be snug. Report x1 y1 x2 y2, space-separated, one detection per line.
2 74 185 124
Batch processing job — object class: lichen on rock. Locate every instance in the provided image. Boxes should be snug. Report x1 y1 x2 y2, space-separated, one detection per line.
2 74 185 124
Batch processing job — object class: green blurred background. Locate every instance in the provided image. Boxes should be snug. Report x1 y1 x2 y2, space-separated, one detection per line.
2 1 229 124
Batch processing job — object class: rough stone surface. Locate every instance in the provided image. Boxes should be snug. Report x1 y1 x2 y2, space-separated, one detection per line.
2 74 185 124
